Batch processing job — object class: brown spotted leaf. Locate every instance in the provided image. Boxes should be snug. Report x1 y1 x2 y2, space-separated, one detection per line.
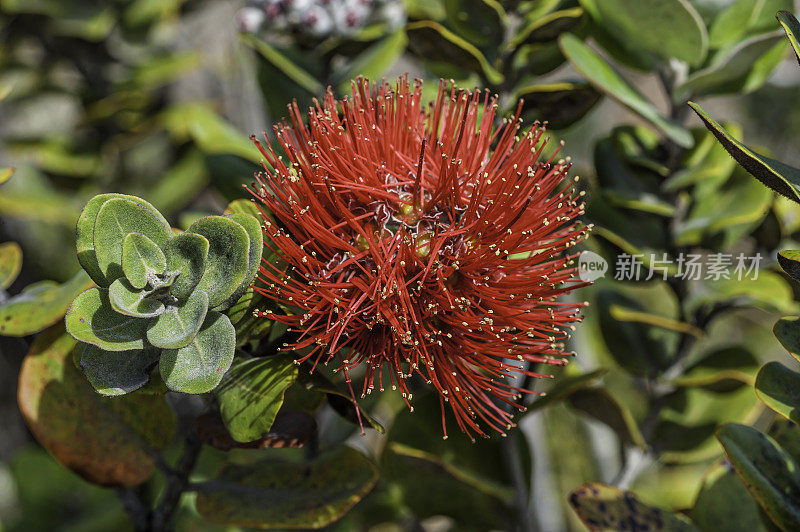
17 324 176 487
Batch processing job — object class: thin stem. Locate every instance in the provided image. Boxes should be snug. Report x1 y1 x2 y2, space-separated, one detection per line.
501 433 540 532
151 433 203 532
116 487 150 532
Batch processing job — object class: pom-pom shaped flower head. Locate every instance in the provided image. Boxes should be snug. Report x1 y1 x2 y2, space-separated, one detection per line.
249 77 589 439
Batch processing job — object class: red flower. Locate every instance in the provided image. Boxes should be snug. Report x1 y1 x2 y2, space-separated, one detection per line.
248 77 588 439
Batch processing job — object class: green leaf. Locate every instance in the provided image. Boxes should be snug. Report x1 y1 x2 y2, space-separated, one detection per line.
527 367 608 412
717 423 800 531
336 30 408 93
590 0 708 66
674 31 785 101
778 10 800 64
507 7 584 50
186 216 250 309
559 34 693 148
0 270 92 337
778 250 800 282
515 82 601 129
755 361 800 423
240 33 323 96
195 446 378 529
672 346 758 392
108 278 165 318
444 0 504 46
0 241 22 289
773 316 800 364
121 232 166 290
78 343 160 397
159 311 235 394
227 287 254 326
77 193 166 286
567 387 646 448
216 355 298 442
689 102 800 203
690 460 767 532
65 287 149 351
146 289 209 349
17 325 176 487
768 417 800 464
684 271 797 316
662 125 739 192
708 0 790 47
381 441 512 527
569 482 699 531
93 197 173 284
596 288 679 376
674 165 772 247
161 232 208 301
296 369 385 433
221 213 263 309
0 166 14 185
405 21 503 84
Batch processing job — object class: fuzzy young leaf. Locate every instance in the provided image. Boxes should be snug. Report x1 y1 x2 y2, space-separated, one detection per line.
108 278 165 318
187 216 250 309
94 197 173 283
159 311 234 393
146 289 209 349
689 102 800 203
162 232 208 301
78 343 160 396
121 232 166 290
755 361 800 423
77 194 170 286
0 241 22 289
216 355 298 442
195 447 378 529
221 213 263 309
65 287 149 351
717 423 800 531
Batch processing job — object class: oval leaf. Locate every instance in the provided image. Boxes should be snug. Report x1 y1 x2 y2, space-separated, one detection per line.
0 241 22 289
559 33 693 148
94 197 173 284
121 232 166 290
778 250 800 282
221 213 263 309
77 194 169 286
216 355 298 442
187 216 250 309
717 423 800 531
778 10 800 64
0 270 92 337
689 102 800 203
17 325 176 487
65 287 149 351
146 289 209 349
569 482 698 531
773 316 800 364
691 460 767 532
162 231 209 301
78 342 160 396
108 278 165 318
195 446 378 529
159 311 234 394
755 361 800 423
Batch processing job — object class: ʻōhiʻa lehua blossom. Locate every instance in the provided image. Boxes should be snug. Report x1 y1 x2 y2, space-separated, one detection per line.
248 77 589 439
